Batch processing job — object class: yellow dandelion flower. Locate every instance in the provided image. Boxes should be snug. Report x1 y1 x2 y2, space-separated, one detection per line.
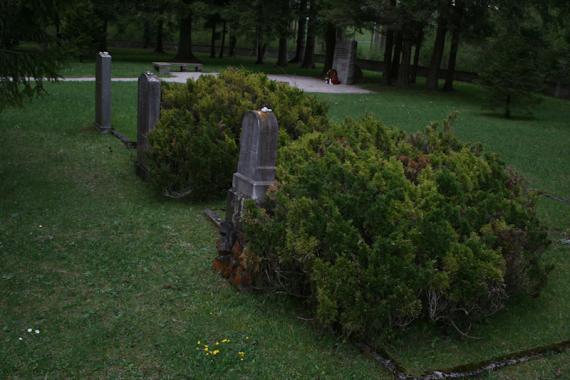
212 349 220 356
238 351 246 358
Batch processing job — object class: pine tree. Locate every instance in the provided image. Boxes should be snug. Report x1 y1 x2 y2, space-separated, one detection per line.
0 0 67 110
479 27 544 118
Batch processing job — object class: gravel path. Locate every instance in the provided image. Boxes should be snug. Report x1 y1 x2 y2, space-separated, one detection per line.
63 72 372 94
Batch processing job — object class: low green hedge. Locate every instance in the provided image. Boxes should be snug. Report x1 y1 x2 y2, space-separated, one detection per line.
243 115 550 337
147 68 329 199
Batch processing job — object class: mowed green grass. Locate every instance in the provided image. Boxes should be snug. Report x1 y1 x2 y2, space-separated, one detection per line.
0 82 387 378
319 82 570 375
1 79 569 378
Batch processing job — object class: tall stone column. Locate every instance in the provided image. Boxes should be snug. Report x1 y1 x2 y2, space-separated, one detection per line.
136 72 161 178
95 52 112 132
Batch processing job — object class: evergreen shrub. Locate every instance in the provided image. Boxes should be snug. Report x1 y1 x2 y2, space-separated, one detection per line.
147 68 329 199
243 115 550 337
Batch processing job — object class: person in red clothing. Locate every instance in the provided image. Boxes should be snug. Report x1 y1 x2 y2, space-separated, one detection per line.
325 69 340 85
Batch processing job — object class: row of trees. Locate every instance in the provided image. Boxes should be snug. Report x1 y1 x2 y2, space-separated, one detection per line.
60 0 569 90
2 0 569 111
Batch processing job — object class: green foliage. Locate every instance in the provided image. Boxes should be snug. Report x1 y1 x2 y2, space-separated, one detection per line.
478 27 545 118
147 68 329 199
243 115 550 338
0 0 66 110
61 1 104 58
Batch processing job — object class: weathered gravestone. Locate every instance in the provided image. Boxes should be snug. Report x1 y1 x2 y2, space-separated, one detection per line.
214 109 279 288
332 39 358 85
136 72 161 178
95 52 112 132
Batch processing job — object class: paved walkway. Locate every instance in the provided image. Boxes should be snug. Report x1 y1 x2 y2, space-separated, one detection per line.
63 72 372 94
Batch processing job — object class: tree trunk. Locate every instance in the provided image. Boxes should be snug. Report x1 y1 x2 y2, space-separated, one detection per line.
290 0 307 63
426 17 447 90
301 0 316 68
155 19 165 53
397 37 412 86
143 21 151 49
210 22 217 58
98 18 108 51
219 21 227 58
322 23 336 73
277 36 288 66
505 94 511 118
229 32 237 57
443 27 460 91
554 81 562 97
390 31 403 81
175 14 198 62
410 33 423 84
383 30 394 85
255 24 266 64
55 13 62 46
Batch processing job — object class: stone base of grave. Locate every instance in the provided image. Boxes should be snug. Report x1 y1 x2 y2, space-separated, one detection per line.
213 188 261 289
135 162 150 180
232 173 274 203
213 238 258 289
95 124 111 133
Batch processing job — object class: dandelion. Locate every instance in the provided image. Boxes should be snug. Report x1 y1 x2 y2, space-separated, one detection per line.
238 351 246 361
197 340 201 345
211 349 220 356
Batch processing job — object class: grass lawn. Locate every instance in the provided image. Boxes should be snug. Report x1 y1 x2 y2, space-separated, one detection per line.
1 77 568 377
0 82 388 378
60 48 325 78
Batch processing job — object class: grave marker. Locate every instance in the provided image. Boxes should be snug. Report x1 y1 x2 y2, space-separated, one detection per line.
214 109 279 287
95 52 111 132
332 39 358 85
136 72 161 178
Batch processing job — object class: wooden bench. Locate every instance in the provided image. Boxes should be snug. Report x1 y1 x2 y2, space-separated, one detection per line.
152 62 171 75
174 62 203 72
152 62 203 75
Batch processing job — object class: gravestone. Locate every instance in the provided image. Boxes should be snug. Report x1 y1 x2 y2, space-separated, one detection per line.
95 52 112 132
332 39 358 85
136 72 161 178
231 110 279 202
214 109 279 288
